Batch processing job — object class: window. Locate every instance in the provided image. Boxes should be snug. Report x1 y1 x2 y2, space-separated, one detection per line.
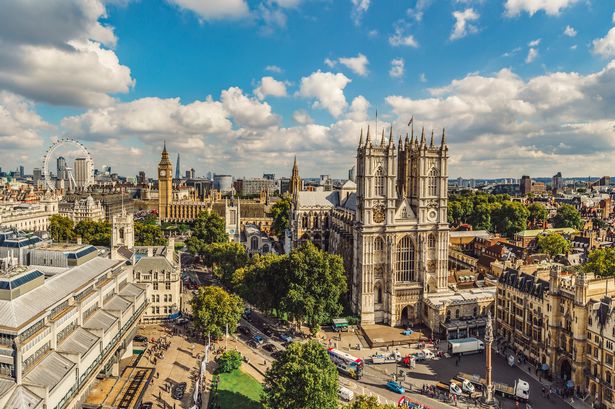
428 234 436 249
153 283 158 290
374 167 384 196
166 282 171 290
251 236 259 251
374 237 384 262
375 284 382 304
455 309 460 319
428 167 439 196
396 235 415 282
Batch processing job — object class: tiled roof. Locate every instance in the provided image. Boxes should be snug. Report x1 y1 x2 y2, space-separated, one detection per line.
297 191 339 208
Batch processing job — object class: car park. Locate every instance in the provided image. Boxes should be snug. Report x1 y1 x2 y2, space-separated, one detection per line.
172 382 187 400
279 333 293 343
238 326 252 337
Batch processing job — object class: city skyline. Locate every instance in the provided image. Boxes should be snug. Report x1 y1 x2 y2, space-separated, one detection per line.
1 1 615 178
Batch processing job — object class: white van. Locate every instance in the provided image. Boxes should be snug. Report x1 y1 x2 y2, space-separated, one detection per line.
338 386 355 402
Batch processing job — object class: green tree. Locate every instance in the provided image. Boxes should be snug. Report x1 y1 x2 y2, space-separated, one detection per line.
553 204 583 230
191 286 243 339
584 248 615 277
201 242 249 286
49 215 75 242
468 202 496 231
536 233 570 258
491 201 530 236
346 396 397 409
142 213 158 225
74 220 111 246
192 210 228 244
134 222 167 246
528 202 548 227
282 242 347 334
237 253 289 312
262 340 338 409
216 350 242 373
270 195 292 237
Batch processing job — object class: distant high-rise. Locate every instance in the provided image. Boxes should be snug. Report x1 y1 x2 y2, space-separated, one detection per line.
57 156 67 180
520 175 532 196
19 165 24 178
552 171 564 191
137 171 146 184
348 165 356 182
263 173 275 180
175 153 181 179
74 157 93 189
33 168 42 188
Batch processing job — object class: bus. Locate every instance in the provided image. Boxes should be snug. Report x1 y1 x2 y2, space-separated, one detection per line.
327 348 363 379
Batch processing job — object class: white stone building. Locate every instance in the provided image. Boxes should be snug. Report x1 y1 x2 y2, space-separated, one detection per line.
0 198 58 232
58 196 105 223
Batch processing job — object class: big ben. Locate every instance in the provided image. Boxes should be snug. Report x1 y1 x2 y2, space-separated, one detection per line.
158 141 173 220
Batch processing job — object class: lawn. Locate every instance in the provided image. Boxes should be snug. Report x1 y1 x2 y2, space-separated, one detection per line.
217 369 263 409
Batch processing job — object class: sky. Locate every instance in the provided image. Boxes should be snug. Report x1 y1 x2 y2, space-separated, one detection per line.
1 0 615 180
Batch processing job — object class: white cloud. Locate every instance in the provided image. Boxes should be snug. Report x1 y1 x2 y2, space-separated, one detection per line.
351 0 370 25
0 0 134 107
168 0 249 20
504 0 578 17
254 76 288 100
298 71 351 117
265 65 283 73
338 53 369 76
221 87 280 128
407 0 431 22
385 61 615 176
346 96 370 122
593 28 615 58
324 58 336 68
368 30 378 38
292 110 313 125
612 12 615 23
528 38 541 47
0 91 48 149
389 58 405 78
272 0 301 8
525 48 538 63
420 73 427 82
389 26 419 47
450 8 479 41
564 25 577 37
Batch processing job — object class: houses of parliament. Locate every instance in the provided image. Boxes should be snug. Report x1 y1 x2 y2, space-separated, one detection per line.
291 126 455 327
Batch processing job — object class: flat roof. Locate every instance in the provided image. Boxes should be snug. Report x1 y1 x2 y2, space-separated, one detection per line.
0 257 122 329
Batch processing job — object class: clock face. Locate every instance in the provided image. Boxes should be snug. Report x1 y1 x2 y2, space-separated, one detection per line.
160 170 166 177
427 209 438 222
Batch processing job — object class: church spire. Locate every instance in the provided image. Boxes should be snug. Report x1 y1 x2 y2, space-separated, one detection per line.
358 128 364 148
389 127 394 149
380 128 385 146
441 128 447 147
420 127 426 146
366 125 372 147
430 129 434 147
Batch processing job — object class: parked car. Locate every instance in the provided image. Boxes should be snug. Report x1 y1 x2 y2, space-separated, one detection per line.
238 326 252 337
271 351 284 360
172 382 187 400
247 339 259 349
262 343 278 353
279 333 293 343
140 403 153 409
386 380 405 394
252 335 265 345
133 335 148 343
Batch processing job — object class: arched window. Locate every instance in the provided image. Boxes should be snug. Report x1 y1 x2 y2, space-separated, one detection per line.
374 167 385 196
262 244 270 253
455 309 460 319
396 235 415 282
374 237 385 262
428 167 439 196
302 214 308 229
428 234 436 249
375 284 383 304
250 236 259 251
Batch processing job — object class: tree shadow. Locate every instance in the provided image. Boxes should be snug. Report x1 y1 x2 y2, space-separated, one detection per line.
214 390 262 409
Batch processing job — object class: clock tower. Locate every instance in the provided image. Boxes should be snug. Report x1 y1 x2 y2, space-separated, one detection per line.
158 141 173 220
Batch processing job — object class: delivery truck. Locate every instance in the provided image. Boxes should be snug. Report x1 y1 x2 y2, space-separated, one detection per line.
447 337 485 355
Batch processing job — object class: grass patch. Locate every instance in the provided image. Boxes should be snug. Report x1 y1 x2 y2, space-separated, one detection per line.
218 369 263 409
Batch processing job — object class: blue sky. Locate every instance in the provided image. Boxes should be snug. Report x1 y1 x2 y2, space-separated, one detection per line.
1 0 615 179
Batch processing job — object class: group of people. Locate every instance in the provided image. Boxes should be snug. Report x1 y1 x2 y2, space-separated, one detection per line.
144 336 171 365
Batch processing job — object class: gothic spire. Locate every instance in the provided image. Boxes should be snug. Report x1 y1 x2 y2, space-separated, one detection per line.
389 127 394 149
441 128 447 147
163 140 167 154
366 125 372 146
380 128 385 146
420 127 426 146
430 129 434 147
398 135 403 150
358 128 364 148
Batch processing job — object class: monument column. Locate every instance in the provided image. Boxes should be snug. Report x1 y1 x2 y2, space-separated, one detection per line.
483 311 496 407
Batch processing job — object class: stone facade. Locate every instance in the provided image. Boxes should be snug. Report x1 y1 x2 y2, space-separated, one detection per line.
59 195 105 223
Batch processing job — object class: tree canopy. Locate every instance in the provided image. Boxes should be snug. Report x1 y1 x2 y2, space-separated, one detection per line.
584 248 615 277
134 222 167 246
536 233 570 258
236 253 288 309
553 204 583 230
270 195 292 237
262 340 339 409
191 286 244 339
191 210 228 245
527 202 548 227
201 241 248 286
49 215 75 242
491 201 530 237
74 220 111 246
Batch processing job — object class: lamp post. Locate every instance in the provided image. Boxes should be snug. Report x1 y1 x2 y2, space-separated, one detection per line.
483 311 496 407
